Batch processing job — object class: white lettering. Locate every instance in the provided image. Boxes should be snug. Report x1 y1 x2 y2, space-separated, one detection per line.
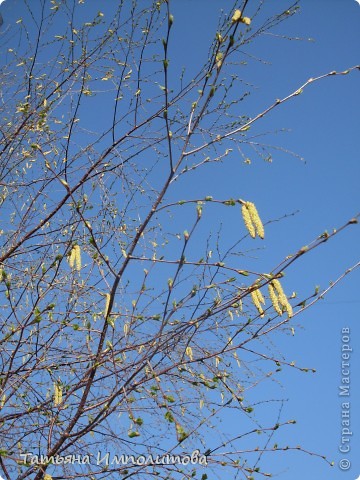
97 452 110 465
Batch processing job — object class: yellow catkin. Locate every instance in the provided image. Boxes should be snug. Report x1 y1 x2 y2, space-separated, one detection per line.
284 301 293 318
232 9 242 23
271 279 287 307
104 293 111 318
268 283 283 316
44 475 53 480
54 383 62 406
216 52 223 69
241 204 256 238
255 288 265 305
74 245 81 271
246 202 264 239
271 280 293 318
251 291 264 317
241 16 251 25
68 245 81 270
68 248 75 268
185 346 193 361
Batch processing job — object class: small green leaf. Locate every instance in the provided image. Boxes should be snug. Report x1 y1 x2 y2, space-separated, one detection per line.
237 270 249 276
165 411 174 423
176 423 188 442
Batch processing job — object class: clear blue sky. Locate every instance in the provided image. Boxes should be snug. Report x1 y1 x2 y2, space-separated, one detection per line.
0 1 359 479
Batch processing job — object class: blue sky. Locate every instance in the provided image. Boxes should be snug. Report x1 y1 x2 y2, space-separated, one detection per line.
0 0 359 479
